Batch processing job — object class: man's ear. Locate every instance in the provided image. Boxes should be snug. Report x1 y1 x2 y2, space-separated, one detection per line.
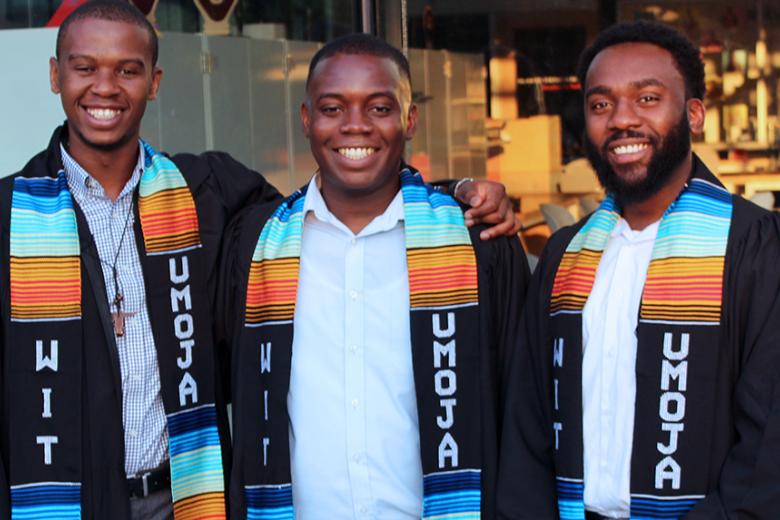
300 101 311 138
148 66 163 100
50 57 61 94
687 98 705 136
405 103 418 141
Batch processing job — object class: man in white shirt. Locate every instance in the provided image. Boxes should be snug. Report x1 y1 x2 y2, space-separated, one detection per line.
498 21 780 520
220 34 530 519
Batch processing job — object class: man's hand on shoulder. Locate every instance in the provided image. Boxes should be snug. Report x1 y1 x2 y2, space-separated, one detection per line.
454 179 520 240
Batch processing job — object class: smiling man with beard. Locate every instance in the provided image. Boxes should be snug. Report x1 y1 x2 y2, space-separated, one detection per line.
498 21 780 519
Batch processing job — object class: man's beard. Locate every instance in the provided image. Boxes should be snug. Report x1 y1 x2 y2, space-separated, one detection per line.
584 114 691 206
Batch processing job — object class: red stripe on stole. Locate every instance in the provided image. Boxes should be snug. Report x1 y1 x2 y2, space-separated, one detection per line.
551 272 597 294
246 283 298 305
141 215 199 235
408 267 476 290
140 205 197 218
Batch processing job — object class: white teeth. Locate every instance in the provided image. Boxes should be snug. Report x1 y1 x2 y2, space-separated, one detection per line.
86 108 120 120
612 143 648 155
338 147 375 160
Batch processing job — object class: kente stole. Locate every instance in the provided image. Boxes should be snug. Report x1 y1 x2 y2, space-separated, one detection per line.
235 169 483 519
548 177 733 519
8 142 225 519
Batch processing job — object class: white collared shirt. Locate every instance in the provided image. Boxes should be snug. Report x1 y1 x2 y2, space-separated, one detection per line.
582 217 660 518
288 177 422 519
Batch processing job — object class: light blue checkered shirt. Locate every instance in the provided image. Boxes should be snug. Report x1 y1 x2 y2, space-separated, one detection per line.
60 143 168 478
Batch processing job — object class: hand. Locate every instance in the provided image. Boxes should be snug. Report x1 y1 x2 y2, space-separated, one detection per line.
455 179 520 240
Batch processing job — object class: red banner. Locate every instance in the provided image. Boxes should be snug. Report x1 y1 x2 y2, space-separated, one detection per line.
45 0 88 27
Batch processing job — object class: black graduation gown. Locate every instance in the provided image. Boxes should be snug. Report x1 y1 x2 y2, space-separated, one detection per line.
0 126 282 518
216 190 531 519
497 159 780 519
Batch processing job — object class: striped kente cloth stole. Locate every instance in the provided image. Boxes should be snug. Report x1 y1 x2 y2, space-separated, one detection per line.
234 168 483 519
8 141 225 519
547 176 733 519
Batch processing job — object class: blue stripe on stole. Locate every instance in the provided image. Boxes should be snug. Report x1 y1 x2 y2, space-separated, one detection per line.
167 406 225 501
167 403 219 437
686 178 731 203
166 405 222 471
167 425 221 457
12 173 69 196
555 478 584 520
565 199 618 253
630 496 700 518
422 470 481 519
11 483 81 520
398 171 461 209
245 485 294 520
10 174 79 258
672 196 731 218
12 174 74 216
251 194 305 261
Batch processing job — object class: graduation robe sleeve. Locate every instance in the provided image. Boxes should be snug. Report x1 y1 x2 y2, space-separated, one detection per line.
471 226 532 519
686 209 780 518
496 226 578 519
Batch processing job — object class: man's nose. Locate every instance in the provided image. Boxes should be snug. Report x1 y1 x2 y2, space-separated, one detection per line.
90 69 121 96
340 107 372 133
608 98 641 130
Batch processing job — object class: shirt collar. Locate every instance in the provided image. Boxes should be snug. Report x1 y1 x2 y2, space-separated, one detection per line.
612 216 660 243
60 141 145 201
302 174 405 237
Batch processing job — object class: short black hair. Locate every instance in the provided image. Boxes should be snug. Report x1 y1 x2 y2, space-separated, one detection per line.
577 21 705 100
306 33 412 93
56 0 158 66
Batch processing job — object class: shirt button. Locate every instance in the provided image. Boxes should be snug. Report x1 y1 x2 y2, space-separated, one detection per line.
349 290 358 300
350 344 359 354
352 453 361 463
351 238 357 246
351 399 359 408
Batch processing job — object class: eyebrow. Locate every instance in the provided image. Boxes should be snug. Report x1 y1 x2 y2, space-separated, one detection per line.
630 78 666 90
585 78 667 98
316 91 398 102
67 55 146 68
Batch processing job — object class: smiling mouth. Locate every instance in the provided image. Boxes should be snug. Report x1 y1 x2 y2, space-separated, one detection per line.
337 147 377 160
611 143 649 156
85 107 123 121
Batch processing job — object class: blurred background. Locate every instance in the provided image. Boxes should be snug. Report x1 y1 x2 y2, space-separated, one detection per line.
3 0 779 257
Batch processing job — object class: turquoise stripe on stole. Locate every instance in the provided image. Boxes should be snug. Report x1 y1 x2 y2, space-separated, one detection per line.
651 178 732 260
10 173 79 258
11 483 81 520
166 404 225 502
251 195 305 262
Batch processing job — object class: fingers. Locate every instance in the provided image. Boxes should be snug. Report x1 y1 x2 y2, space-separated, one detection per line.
478 205 519 240
464 190 502 219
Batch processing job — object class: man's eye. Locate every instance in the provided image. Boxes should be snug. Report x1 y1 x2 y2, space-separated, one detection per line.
590 101 609 111
119 68 139 77
639 95 659 103
371 106 391 114
321 106 341 114
74 65 94 73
